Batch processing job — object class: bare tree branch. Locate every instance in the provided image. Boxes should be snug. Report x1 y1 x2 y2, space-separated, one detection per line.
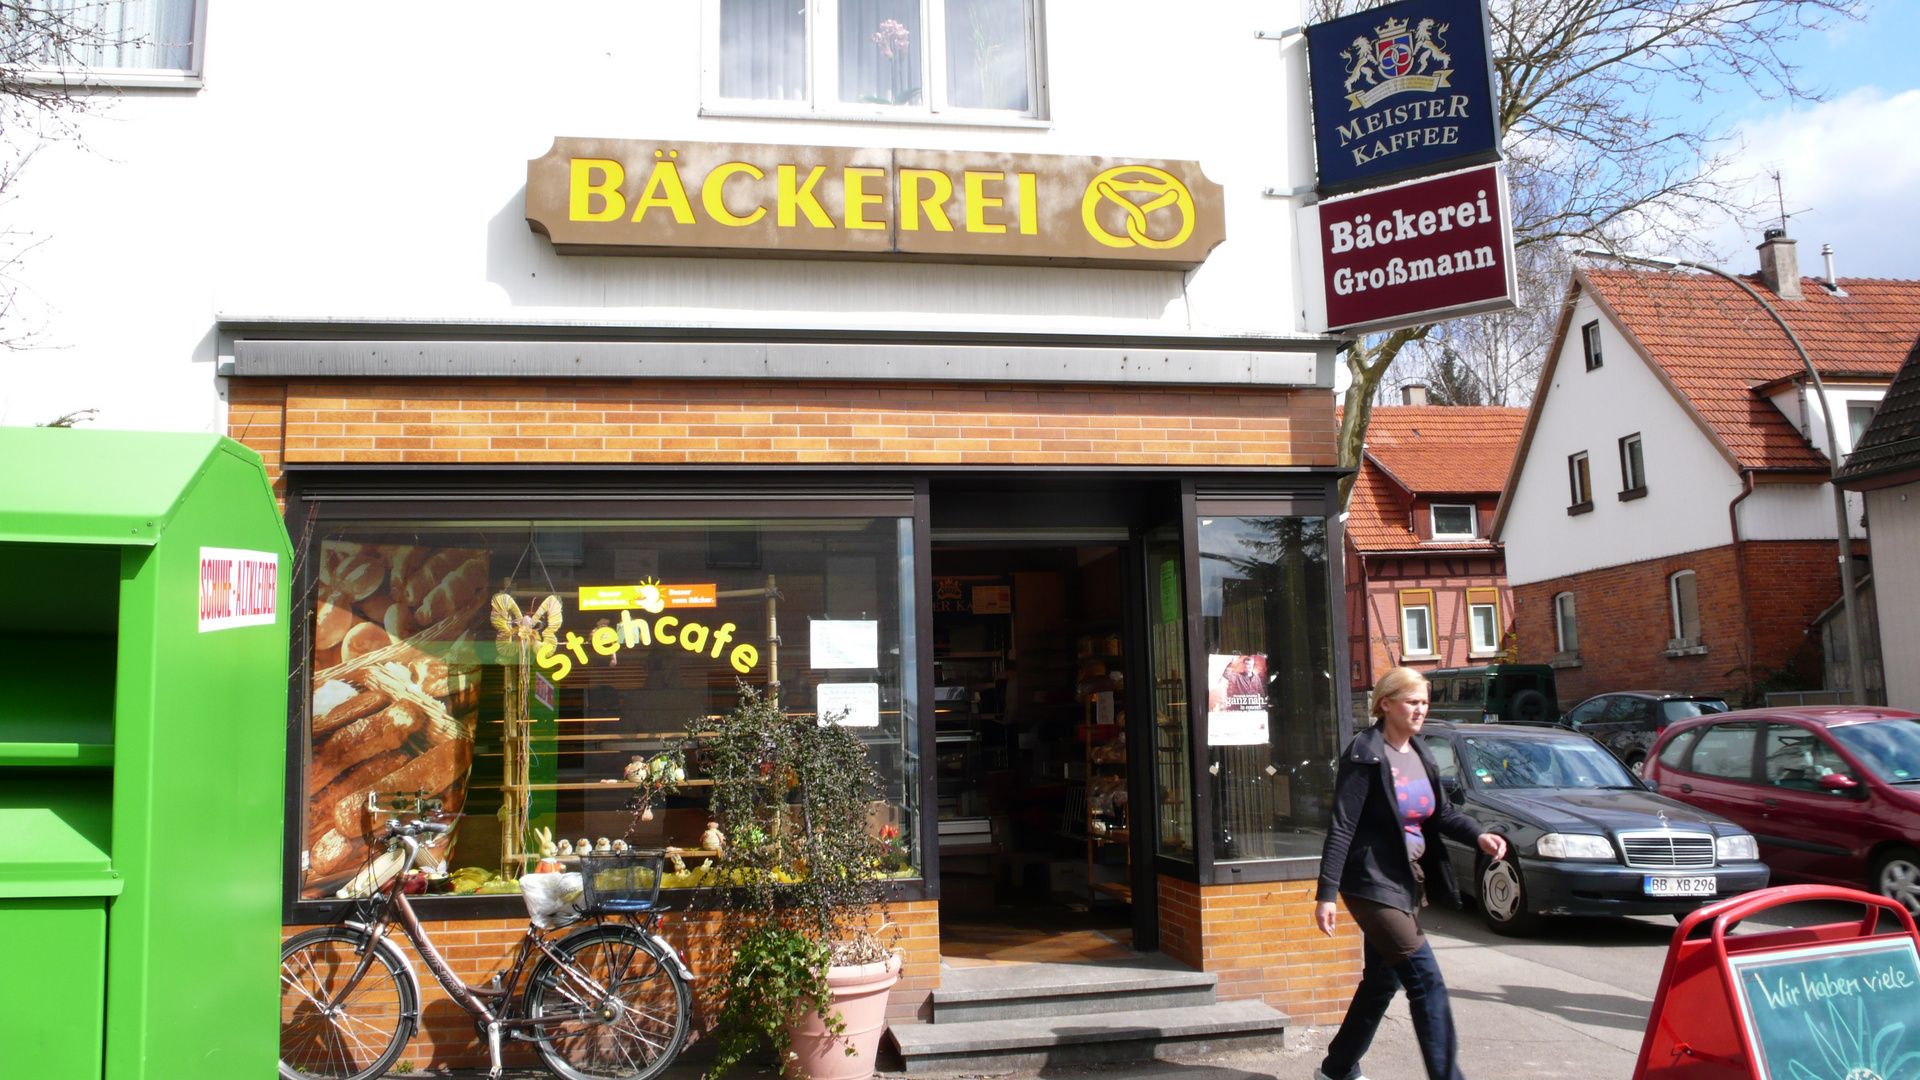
1313 0 1860 499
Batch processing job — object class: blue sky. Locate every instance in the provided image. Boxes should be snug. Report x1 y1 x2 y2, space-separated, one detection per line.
1673 1 1920 277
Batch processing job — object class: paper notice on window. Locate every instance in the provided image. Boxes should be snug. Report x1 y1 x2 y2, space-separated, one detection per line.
1207 652 1271 745
817 682 880 727
811 620 879 669
972 585 1012 614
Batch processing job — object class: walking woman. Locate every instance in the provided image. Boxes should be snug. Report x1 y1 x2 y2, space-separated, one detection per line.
1313 667 1508 1080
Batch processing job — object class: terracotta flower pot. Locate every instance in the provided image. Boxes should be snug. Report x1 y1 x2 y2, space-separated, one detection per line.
783 952 902 1080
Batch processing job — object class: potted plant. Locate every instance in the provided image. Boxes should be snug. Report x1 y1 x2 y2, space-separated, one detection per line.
695 683 900 1080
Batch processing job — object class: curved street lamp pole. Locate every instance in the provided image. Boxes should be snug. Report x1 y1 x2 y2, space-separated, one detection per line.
1576 249 1869 705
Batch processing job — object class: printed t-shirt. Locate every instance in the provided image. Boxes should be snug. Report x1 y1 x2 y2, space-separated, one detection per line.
1384 741 1434 859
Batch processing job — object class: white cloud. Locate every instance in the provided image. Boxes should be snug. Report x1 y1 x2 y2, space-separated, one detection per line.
1700 88 1920 279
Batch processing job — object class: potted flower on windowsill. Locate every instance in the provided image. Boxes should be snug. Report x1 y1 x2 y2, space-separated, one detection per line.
695 682 901 1080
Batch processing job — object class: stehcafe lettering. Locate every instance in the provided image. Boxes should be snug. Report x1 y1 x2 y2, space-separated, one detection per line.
526 138 1226 270
1300 163 1517 334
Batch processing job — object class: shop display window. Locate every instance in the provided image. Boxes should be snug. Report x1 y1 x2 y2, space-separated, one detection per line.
297 517 919 901
1145 526 1193 861
1197 515 1337 863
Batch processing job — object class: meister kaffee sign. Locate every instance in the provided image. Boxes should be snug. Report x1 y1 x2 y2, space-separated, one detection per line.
1305 0 1500 196
526 138 1226 270
1298 163 1518 334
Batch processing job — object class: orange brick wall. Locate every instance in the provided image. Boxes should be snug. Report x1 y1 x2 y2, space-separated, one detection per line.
1158 876 1363 1026
283 899 938 1071
227 377 1336 483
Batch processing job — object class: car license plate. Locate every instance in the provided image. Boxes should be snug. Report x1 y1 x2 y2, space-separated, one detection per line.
1644 875 1716 897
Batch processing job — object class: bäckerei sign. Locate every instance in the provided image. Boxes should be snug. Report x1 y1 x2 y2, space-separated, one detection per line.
1305 0 1500 196
526 138 1226 270
1298 164 1518 334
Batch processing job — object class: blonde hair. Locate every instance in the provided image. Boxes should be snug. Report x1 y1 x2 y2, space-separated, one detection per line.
1370 666 1429 719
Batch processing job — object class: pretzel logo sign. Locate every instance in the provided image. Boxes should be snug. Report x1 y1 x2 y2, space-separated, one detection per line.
1081 165 1197 250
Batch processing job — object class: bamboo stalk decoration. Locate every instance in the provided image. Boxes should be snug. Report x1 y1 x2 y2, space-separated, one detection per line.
492 586 563 878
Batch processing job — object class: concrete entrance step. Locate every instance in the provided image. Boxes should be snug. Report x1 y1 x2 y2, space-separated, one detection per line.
887 999 1290 1074
932 956 1217 1022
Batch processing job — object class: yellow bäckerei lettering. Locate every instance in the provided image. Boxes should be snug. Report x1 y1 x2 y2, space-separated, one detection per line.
778 164 834 228
632 158 695 225
1019 173 1038 235
965 171 1005 234
900 169 953 232
537 614 763 683
702 162 766 227
570 159 626 222
844 167 887 230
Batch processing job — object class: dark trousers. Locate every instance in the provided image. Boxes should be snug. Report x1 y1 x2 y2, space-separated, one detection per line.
1319 934 1465 1080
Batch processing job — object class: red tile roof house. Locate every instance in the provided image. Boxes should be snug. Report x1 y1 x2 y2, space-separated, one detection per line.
1344 403 1527 701
1491 233 1920 706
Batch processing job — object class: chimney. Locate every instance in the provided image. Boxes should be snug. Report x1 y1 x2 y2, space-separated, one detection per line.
1757 227 1802 300
1400 384 1429 406
1822 243 1837 286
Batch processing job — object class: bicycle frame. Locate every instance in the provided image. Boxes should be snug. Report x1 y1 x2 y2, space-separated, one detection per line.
325 832 671 1077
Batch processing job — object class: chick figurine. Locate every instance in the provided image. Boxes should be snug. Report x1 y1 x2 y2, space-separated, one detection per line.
612 840 628 853
576 838 592 859
623 755 648 783
556 838 574 857
700 821 725 854
594 837 612 854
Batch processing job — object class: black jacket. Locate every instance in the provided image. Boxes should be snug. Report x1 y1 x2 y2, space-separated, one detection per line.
1314 724 1485 911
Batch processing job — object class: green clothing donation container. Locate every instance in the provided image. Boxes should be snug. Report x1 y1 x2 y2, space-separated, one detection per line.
0 428 291 1080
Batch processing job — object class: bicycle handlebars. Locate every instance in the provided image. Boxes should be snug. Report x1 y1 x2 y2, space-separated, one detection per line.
386 818 453 839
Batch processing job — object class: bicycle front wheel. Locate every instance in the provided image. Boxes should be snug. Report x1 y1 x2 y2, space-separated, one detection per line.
280 926 418 1080
525 925 691 1080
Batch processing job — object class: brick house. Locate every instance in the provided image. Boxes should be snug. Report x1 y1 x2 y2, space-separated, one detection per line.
1492 234 1920 705
4 2 1371 1068
1345 404 1526 695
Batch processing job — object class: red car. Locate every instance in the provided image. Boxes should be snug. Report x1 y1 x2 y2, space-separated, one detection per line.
1642 706 1920 913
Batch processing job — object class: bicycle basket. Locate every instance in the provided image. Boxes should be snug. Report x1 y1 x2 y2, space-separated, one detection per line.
576 851 667 914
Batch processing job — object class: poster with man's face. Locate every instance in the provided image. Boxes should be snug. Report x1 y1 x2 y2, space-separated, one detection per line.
1207 653 1270 746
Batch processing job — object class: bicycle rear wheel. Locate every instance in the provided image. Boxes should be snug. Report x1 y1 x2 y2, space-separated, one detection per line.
525 924 691 1080
280 926 418 1080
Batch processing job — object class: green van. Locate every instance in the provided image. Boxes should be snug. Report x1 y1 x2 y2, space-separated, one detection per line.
1422 664 1561 725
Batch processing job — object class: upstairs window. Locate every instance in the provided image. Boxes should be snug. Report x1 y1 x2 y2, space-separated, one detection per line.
1619 433 1646 496
1568 451 1592 512
1582 320 1603 370
1431 504 1477 540
708 0 1046 120
1400 588 1435 658
1849 401 1878 451
1467 587 1500 656
25 0 202 84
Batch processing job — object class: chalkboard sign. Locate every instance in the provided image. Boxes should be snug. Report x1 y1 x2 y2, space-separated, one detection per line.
1728 936 1920 1080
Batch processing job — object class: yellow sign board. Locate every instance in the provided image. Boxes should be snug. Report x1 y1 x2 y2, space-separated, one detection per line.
577 582 717 612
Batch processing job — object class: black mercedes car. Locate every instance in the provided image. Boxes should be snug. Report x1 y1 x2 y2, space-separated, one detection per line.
1420 720 1770 934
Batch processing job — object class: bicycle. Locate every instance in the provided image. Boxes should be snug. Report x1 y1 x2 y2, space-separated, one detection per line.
280 818 694 1080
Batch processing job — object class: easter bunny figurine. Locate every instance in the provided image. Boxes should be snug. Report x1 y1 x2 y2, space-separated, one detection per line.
533 827 563 874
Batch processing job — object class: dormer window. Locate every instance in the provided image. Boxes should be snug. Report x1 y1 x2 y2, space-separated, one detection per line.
1431 504 1476 540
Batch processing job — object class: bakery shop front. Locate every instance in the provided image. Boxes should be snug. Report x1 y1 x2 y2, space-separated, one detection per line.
239 134 1356 1066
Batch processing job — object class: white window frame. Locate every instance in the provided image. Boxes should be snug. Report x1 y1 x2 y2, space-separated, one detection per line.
700 0 1051 126
1430 503 1477 540
1401 603 1435 658
1848 400 1878 452
1554 591 1578 654
1468 602 1499 656
1582 320 1603 370
1619 432 1646 492
1568 451 1592 507
22 0 206 89
1669 569 1700 643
